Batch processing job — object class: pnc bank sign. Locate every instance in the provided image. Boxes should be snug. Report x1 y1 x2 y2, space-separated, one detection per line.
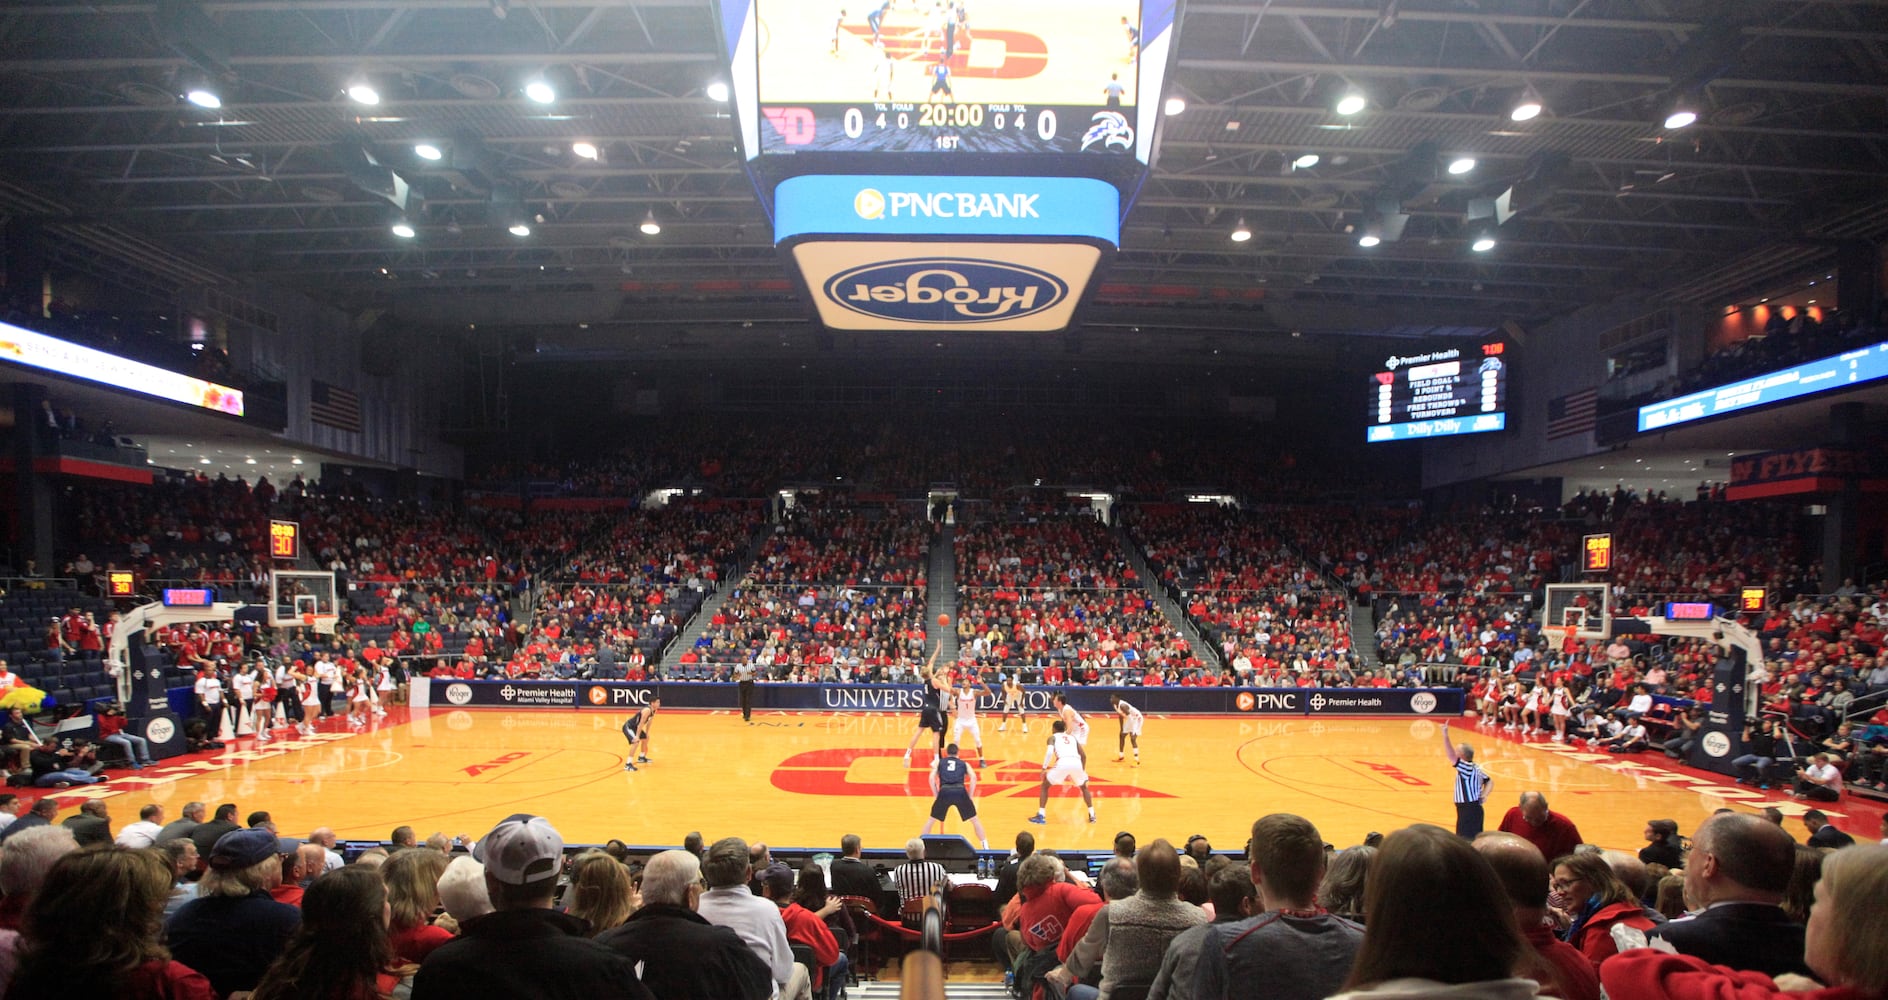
774 175 1119 243
852 187 1042 222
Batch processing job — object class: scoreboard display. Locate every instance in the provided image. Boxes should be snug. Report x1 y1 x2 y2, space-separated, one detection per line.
1366 338 1512 442
749 0 1154 157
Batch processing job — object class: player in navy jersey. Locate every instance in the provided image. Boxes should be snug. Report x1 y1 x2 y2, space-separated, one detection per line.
904 648 948 765
866 0 892 45
620 697 658 771
927 60 953 103
921 743 989 848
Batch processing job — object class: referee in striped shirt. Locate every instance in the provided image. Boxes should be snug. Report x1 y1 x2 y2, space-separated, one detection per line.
892 837 948 919
1443 721 1491 837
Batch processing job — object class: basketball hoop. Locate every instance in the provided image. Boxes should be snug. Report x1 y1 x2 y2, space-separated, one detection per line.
302 613 316 626
1543 625 1575 654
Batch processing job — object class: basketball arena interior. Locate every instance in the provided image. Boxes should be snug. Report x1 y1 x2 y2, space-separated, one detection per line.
1 1 1887 998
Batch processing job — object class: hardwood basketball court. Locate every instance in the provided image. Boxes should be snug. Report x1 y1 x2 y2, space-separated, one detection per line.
41 706 1883 852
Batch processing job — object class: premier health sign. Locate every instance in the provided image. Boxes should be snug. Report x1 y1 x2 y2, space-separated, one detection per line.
773 175 1119 332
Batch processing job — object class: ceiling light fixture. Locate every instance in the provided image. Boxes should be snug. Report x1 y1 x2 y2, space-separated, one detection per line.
571 141 599 160
1358 233 1381 248
1229 217 1252 242
1662 94 1699 129
508 222 532 237
1510 89 1543 121
346 82 380 105
414 143 443 160
1163 96 1186 116
1292 153 1320 169
639 210 662 236
390 221 416 238
1447 156 1477 175
1334 91 1368 116
706 80 731 102
524 79 556 104
1471 234 1498 252
184 88 222 109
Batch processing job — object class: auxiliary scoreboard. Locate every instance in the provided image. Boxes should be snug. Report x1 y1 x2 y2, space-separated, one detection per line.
1366 337 1513 443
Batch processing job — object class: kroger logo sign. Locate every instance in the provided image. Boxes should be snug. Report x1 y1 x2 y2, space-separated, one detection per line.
824 258 1067 325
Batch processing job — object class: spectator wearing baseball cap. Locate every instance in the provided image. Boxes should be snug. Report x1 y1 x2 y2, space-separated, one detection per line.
166 827 303 997
409 814 653 1000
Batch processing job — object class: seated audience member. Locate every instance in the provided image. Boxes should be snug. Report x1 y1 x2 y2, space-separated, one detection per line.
59 799 111 847
1497 792 1584 863
1054 857 1136 990
1051 838 1205 1000
1639 820 1683 870
161 838 202 919
1316 845 1374 924
410 814 652 1000
829 833 883 903
759 864 848 1000
117 803 168 849
566 850 639 937
1602 843 1888 1000
155 801 207 846
167 828 303 997
1475 833 1601 1000
0 825 77 931
1010 852 1096 966
596 849 773 1000
434 855 493 929
7 847 215 999
1549 852 1657 967
696 836 811 1000
1782 845 1824 925
1652 875 1689 921
252 867 418 1000
1325 825 1536 1000
1661 708 1705 760
1802 810 1856 850
271 843 325 907
0 800 56 849
1603 852 1664 921
1649 812 1810 978
188 803 243 860
994 831 1035 909
1193 814 1364 1000
1148 864 1256 1000
384 845 454 961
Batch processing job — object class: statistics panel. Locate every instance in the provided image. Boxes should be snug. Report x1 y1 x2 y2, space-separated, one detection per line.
754 0 1144 155
1366 338 1511 443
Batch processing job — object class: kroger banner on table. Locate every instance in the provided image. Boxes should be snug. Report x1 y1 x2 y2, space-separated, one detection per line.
419 680 1461 717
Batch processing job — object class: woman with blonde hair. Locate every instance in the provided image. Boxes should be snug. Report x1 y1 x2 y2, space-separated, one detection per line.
6 847 214 999
564 850 638 936
1550 852 1657 966
1327 825 1537 1000
1603 843 1888 1000
381 847 451 964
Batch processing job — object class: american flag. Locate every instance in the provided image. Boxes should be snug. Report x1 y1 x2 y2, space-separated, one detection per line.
1545 387 1599 440
309 380 361 433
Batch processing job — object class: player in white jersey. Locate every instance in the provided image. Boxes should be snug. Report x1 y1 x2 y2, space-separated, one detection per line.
1109 694 1143 765
1051 693 1088 764
872 45 895 102
950 672 992 761
1029 720 1094 825
997 674 1026 734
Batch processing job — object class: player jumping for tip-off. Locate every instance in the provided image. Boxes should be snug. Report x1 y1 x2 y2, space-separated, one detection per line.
950 669 993 762
1030 720 1095 825
1109 694 1143 765
621 697 659 771
903 647 948 765
997 673 1026 734
866 0 892 44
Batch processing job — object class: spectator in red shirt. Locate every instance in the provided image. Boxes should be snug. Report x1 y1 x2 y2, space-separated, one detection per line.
1497 792 1585 863
1007 853 1097 966
1473 834 1601 1000
759 865 847 1000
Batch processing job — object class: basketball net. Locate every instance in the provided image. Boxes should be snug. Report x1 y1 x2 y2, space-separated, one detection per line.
1543 625 1576 654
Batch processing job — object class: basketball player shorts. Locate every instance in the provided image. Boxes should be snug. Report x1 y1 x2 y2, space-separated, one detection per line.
931 787 976 821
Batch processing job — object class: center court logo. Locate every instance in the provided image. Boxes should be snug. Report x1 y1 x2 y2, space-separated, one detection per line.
444 683 474 706
825 258 1067 324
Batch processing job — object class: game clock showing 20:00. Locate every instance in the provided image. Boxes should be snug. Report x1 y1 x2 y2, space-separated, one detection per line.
755 0 1144 154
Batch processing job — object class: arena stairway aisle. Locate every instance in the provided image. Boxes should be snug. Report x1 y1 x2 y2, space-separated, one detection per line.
927 523 958 664
658 522 771 675
1112 524 1221 670
1351 603 1381 668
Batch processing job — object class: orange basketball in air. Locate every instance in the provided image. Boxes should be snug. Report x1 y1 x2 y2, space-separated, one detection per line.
937 614 951 626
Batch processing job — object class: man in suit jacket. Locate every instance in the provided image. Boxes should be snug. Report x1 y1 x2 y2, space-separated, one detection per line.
1801 809 1856 850
828 833 882 903
1650 812 1809 978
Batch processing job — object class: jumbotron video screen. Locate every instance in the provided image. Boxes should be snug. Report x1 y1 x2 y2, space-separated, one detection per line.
754 0 1144 155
